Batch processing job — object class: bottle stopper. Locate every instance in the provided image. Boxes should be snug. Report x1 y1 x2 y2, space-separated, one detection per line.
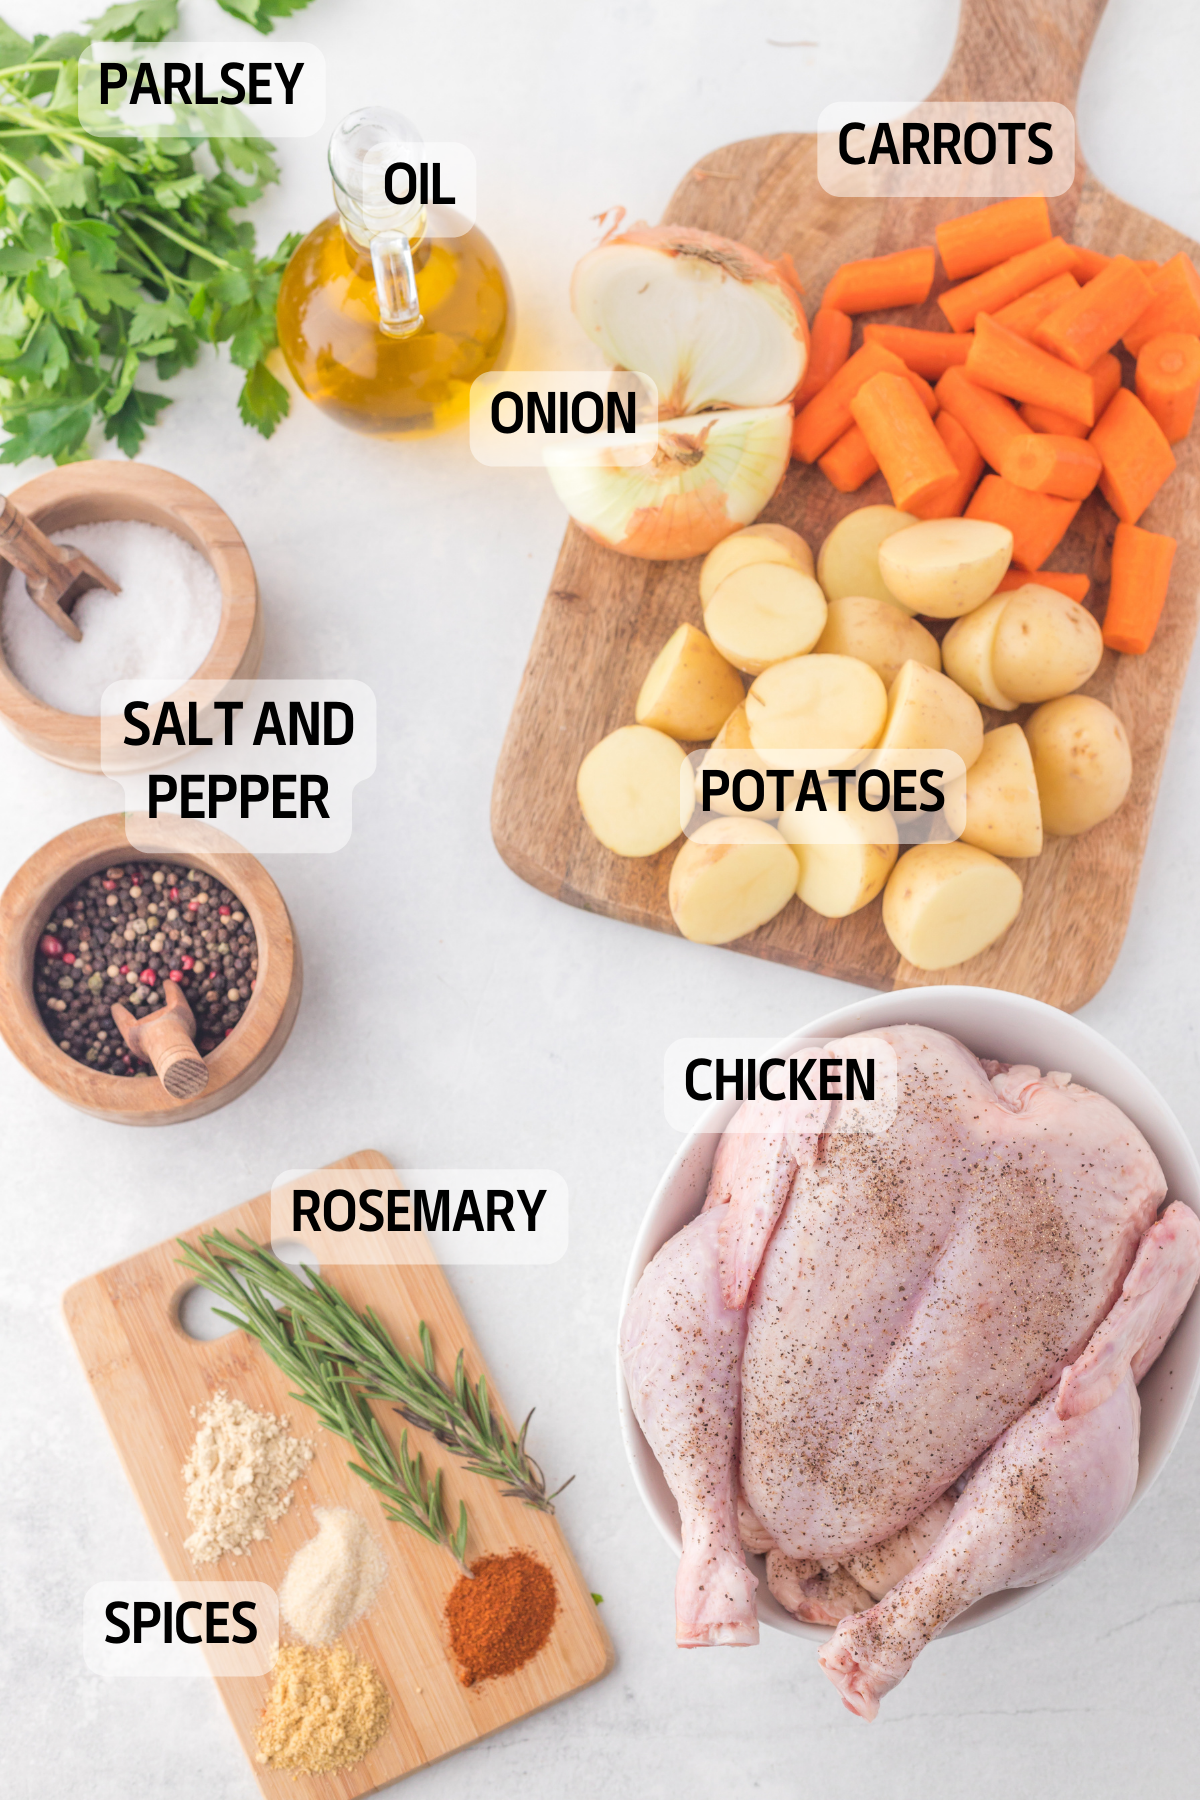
111 979 210 1101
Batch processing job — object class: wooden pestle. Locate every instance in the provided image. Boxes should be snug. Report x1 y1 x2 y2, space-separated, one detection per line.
0 493 120 641
111 979 209 1101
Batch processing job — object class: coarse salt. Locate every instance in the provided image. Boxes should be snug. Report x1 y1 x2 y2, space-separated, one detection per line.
0 517 222 715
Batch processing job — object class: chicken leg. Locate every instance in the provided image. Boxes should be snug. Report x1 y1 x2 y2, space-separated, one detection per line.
820 1204 1200 1718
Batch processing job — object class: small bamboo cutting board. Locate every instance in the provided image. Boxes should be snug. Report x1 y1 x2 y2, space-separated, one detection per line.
491 0 1200 1013
62 1151 612 1797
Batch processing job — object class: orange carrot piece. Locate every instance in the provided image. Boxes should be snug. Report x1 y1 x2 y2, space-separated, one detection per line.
999 433 1102 500
1072 246 1111 282
938 237 1078 333
995 568 1090 602
1123 252 1200 355
1135 332 1200 442
862 324 973 379
967 314 1094 426
1019 402 1089 438
1034 255 1157 369
1091 352 1124 419
936 197 1052 282
934 365 1028 470
793 306 853 409
849 371 958 510
818 424 879 492
823 246 935 314
908 411 984 520
1102 521 1177 654
791 341 908 462
992 272 1079 340
1019 352 1122 438
905 368 938 416
964 475 1080 570
1089 387 1176 523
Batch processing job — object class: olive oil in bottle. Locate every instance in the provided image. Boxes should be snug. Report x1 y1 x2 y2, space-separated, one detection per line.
276 107 512 436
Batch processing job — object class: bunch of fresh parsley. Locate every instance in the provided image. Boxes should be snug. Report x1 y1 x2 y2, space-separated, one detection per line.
0 2 313 463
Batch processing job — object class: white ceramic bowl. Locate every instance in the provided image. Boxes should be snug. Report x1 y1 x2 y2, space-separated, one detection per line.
617 985 1200 1643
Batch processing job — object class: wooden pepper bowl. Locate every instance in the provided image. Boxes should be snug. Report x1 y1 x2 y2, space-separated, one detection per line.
0 462 261 772
0 814 301 1124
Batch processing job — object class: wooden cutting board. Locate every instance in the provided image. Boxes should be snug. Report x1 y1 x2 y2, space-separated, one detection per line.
62 1151 612 1797
492 0 1200 1013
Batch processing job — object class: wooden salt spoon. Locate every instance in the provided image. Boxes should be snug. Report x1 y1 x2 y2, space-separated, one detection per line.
111 979 210 1101
0 492 120 642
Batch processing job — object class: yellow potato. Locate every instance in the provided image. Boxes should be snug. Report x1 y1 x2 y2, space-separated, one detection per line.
877 518 1013 618
695 704 778 818
745 654 888 753
703 562 827 674
635 622 745 739
878 659 984 769
778 791 899 918
882 842 1023 969
962 724 1043 859
1024 695 1132 836
577 725 687 856
814 594 941 688
991 584 1103 704
816 505 919 609
699 522 814 604
668 817 799 944
941 595 1018 711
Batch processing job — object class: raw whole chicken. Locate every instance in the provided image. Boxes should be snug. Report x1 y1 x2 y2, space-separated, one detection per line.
620 1025 1200 1714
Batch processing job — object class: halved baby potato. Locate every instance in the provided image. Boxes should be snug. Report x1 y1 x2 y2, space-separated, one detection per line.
878 659 984 769
699 522 814 604
814 594 941 688
991 584 1103 704
668 817 799 943
635 622 745 740
745 653 888 753
778 791 899 918
877 517 1013 618
703 562 828 674
941 595 1018 711
577 725 688 857
695 703 778 818
882 841 1023 969
816 505 919 609
962 724 1043 858
1024 695 1132 836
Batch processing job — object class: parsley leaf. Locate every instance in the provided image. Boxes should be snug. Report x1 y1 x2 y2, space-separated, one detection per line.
215 0 318 33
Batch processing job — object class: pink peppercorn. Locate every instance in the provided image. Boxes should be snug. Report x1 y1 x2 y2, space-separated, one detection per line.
181 955 194 970
62 951 76 965
169 968 183 981
140 969 155 985
39 935 62 957
219 905 231 917
102 879 115 891
169 887 179 900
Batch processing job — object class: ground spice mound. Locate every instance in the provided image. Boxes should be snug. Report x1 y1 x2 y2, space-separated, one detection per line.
182 1390 314 1565
445 1550 558 1686
255 1644 390 1774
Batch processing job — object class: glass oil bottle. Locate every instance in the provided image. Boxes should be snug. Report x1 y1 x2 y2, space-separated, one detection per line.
276 107 512 436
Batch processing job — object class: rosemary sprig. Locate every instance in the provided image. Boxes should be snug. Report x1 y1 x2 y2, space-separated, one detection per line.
176 1232 470 1573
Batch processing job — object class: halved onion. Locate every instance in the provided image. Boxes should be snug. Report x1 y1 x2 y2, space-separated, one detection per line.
571 225 809 417
546 405 793 560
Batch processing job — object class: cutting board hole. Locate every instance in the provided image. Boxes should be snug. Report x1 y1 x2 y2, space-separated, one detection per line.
176 1282 238 1341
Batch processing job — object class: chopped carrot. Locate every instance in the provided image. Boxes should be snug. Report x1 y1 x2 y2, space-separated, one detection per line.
818 424 879 492
908 412 984 520
999 433 1102 500
935 365 1028 469
1019 352 1122 438
936 197 1052 282
791 341 908 462
905 368 938 415
862 324 973 379
1089 387 1176 522
1102 521 1177 654
992 272 1079 340
823 247 935 313
1135 332 1200 442
1019 402 1089 439
938 237 1078 333
1072 246 1111 282
1034 255 1156 369
1123 252 1200 355
995 568 1090 602
1091 352 1124 418
964 475 1080 570
794 307 853 409
849 371 958 511
1137 260 1161 276
967 314 1094 427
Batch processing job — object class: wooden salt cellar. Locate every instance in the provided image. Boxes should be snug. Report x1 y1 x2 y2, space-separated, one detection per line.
0 813 300 1125
0 462 262 772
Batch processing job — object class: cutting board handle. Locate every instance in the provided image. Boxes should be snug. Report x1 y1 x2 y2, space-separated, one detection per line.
933 0 1108 108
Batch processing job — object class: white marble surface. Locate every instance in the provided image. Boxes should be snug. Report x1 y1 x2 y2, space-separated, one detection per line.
2 1 1199 1796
